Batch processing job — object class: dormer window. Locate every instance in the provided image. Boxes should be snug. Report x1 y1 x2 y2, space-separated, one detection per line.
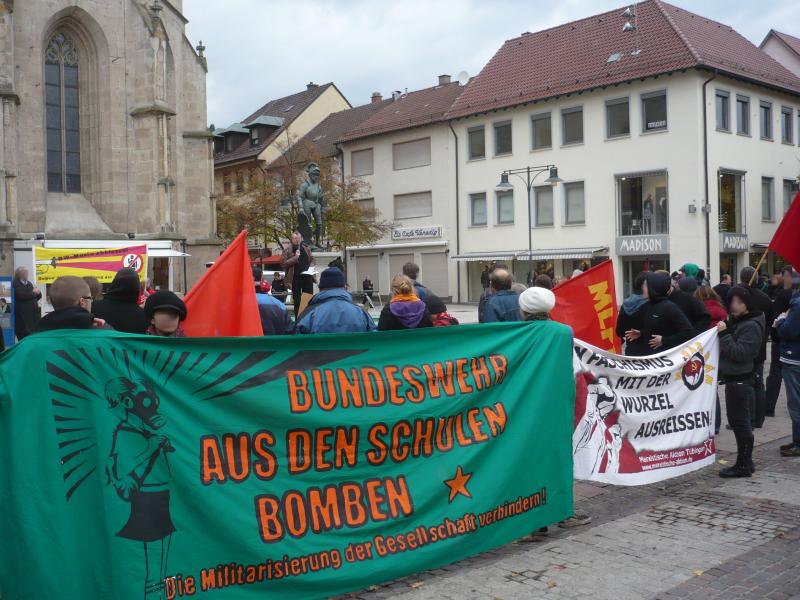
225 135 234 152
250 127 260 146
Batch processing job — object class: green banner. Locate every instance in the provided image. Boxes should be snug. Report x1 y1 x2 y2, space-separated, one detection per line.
0 322 574 599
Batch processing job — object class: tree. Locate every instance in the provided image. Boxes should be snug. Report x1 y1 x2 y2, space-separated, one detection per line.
216 131 391 252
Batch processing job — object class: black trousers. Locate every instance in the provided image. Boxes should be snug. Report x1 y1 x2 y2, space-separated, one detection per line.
753 361 765 427
292 275 315 318
725 380 754 437
765 341 783 415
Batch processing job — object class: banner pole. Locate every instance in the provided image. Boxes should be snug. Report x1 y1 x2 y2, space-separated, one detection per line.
749 248 769 286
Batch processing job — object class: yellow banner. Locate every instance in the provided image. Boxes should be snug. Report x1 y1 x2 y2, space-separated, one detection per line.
33 245 148 284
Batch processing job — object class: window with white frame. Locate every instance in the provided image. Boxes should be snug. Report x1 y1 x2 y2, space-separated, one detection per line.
531 113 552 150
564 182 585 225
761 177 774 221
469 193 487 226
561 107 583 145
736 95 750 135
715 90 730 131
394 191 433 219
393 138 431 170
351 148 374 176
641 90 667 132
606 98 630 138
782 180 795 216
496 190 514 224
534 186 554 226
467 126 485 159
760 101 772 140
494 121 512 155
781 106 793 144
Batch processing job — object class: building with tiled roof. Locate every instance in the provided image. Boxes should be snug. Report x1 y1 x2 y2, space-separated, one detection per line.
213 82 350 198
446 0 800 302
761 30 800 78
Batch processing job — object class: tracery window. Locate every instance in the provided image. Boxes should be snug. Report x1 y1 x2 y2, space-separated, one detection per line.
45 32 81 193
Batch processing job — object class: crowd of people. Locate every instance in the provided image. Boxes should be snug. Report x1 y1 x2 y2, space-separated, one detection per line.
9 235 800 478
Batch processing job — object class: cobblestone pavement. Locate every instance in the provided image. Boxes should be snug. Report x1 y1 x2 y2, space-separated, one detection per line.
338 377 799 600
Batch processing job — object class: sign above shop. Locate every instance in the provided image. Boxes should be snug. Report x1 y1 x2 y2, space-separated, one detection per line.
720 233 749 252
391 225 443 241
616 234 670 256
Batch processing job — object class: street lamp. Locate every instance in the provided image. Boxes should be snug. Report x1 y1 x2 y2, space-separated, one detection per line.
496 165 562 284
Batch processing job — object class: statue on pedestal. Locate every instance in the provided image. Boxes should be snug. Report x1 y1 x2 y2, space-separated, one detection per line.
296 162 325 248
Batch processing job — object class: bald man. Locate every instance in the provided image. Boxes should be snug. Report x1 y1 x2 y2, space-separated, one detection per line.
36 276 109 332
484 269 522 323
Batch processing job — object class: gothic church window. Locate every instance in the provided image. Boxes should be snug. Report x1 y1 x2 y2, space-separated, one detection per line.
45 32 81 193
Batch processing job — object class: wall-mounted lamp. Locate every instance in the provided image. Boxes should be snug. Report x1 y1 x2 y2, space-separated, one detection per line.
688 201 697 214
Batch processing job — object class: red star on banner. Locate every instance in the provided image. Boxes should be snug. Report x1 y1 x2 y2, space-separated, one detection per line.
444 465 473 503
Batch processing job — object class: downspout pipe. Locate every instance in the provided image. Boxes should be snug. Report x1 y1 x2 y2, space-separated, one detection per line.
701 70 717 276
448 121 461 304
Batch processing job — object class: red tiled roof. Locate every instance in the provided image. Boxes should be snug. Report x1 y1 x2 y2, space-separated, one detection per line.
446 0 800 120
339 82 465 143
290 99 392 160
215 83 347 166
763 30 800 58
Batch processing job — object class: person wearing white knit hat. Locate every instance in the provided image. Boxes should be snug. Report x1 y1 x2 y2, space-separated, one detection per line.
518 286 556 321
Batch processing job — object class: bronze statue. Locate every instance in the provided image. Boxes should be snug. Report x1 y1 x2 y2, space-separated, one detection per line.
296 162 325 247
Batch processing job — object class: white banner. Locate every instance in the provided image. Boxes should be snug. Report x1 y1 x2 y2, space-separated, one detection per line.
572 329 719 485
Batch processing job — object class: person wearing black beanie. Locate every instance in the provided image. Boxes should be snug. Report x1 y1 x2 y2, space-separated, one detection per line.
717 285 765 477
144 290 187 337
91 268 148 334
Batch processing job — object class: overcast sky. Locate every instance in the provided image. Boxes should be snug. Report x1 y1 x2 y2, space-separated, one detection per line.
183 0 800 129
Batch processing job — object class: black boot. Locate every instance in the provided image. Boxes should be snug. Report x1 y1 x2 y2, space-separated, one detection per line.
743 433 755 474
720 431 752 478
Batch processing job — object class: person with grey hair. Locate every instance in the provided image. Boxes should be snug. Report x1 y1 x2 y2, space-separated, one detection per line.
12 266 42 339
478 262 510 323
484 269 521 323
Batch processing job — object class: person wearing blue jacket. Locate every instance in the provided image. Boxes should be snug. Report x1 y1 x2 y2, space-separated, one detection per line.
776 288 800 457
484 269 521 323
295 268 375 335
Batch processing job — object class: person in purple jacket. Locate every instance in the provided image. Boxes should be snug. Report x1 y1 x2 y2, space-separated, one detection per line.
377 275 432 331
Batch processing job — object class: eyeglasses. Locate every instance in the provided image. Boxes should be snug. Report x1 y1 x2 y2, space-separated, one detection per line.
80 296 93 301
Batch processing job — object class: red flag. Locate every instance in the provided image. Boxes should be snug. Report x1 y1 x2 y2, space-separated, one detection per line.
182 231 262 337
552 260 620 353
769 192 800 270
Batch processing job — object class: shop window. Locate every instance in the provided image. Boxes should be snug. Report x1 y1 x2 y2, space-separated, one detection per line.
781 107 793 144
622 258 668 298
715 90 730 131
762 177 774 221
496 191 514 224
641 90 667 132
468 126 485 160
534 186 553 227
606 98 629 138
563 182 585 225
718 172 743 233
760 101 772 140
493 121 512 155
561 107 583 145
617 172 668 235
531 113 551 150
470 193 487 226
736 95 750 135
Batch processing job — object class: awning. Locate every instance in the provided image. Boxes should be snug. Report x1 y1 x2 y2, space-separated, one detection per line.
148 249 190 258
451 251 519 262
516 247 607 260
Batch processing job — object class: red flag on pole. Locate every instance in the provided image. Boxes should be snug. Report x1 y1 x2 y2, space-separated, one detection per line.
769 192 800 270
551 260 621 353
182 231 262 337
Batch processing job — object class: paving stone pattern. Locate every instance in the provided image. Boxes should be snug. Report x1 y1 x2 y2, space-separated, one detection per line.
339 421 800 600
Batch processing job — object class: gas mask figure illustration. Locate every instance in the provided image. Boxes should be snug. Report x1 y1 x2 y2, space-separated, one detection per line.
105 377 175 599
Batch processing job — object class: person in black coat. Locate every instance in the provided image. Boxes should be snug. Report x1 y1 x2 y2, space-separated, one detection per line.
739 266 774 428
766 267 799 416
36 276 106 332
91 268 148 334
714 274 732 310
616 271 650 356
378 275 433 331
12 266 42 340
670 277 711 334
624 272 694 354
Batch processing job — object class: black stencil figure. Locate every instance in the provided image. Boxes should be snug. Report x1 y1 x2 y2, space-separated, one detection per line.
105 377 175 599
